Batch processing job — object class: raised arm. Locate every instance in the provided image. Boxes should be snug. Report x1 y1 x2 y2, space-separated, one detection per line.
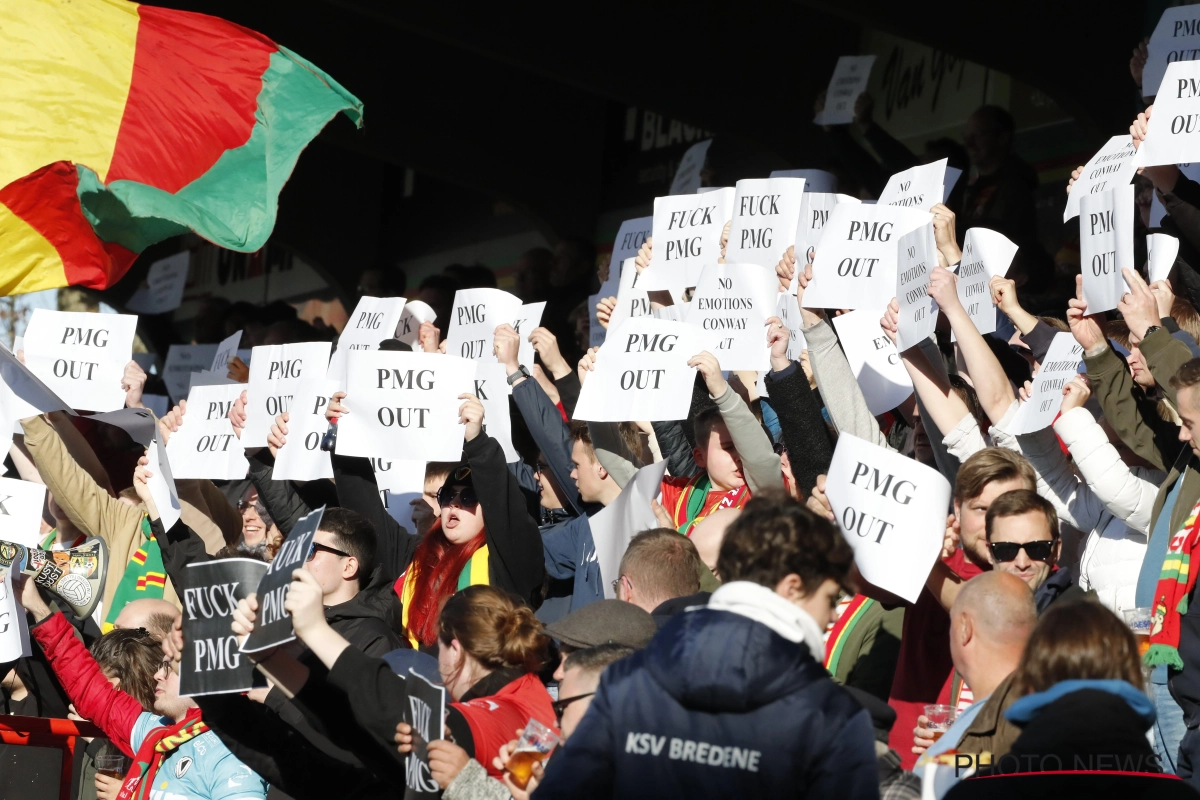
763 320 834 497
691 352 783 495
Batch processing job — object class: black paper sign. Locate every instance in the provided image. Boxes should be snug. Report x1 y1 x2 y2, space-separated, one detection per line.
180 558 269 696
240 506 325 654
403 668 447 799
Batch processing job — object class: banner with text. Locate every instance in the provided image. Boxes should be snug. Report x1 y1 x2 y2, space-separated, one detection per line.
724 177 806 266
327 296 407 385
241 507 325 654
1079 185 1136 313
23 310 137 412
832 308 914 415
956 228 1019 336
877 158 947 212
641 188 735 296
167 384 250 480
243 342 332 448
1064 136 1138 222
895 223 939 351
1007 333 1085 435
180 558 268 696
685 262 775 371
444 288 524 363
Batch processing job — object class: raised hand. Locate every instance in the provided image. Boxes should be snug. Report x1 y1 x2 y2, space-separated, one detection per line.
268 413 289 459
1117 267 1161 344
634 237 653 275
122 360 147 409
1060 375 1091 414
458 394 484 442
1066 276 1107 356
577 346 599 387
688 351 727 398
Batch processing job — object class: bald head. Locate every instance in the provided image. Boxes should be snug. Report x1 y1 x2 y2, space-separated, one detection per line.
113 599 180 639
952 571 1037 646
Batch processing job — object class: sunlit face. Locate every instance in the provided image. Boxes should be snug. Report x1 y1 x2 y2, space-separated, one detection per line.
570 440 608 503
306 530 354 598
1177 386 1200 459
988 510 1058 591
153 659 190 720
955 477 1032 568
241 489 267 546
440 484 484 545
693 421 743 492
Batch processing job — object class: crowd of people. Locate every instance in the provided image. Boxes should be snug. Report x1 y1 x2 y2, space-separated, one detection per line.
8 34 1200 800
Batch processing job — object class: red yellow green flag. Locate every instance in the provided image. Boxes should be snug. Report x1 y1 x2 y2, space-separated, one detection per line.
0 0 363 295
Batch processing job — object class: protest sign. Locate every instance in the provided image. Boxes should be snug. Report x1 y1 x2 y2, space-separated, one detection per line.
444 288 523 363
573 317 704 422
474 362 518 462
802 204 930 311
1079 185 1136 313
211 331 242 376
943 167 963 202
0 345 71 420
640 189 735 296
327 296 407 384
1148 232 1181 284
166 384 248 480
373 457 427 494
770 168 838 193
814 55 876 125
126 251 189 314
0 570 31 663
605 258 652 334
824 434 950 603
895 223 939 351
514 301 546 370
23 310 137 412
1133 61 1200 167
877 159 947 212
337 351 476 462
396 300 437 349
669 139 713 195
589 459 669 598
0 477 48 548
163 344 219 401
793 193 862 288
956 228 1019 336
1146 5 1200 97
272 381 338 481
241 507 325 654
1008 334 1085 435
686 262 776 371
189 370 237 390
146 435 181 531
1063 136 1138 222
180 558 268 696
832 309 913 415
402 669 447 799
243 341 332 448
724 177 807 266
775 292 807 361
592 216 653 348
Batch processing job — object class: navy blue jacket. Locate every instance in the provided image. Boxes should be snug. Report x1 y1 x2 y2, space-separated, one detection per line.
534 608 879 799
541 512 603 612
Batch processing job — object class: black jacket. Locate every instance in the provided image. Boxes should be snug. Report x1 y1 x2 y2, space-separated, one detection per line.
331 454 421 582
763 362 835 497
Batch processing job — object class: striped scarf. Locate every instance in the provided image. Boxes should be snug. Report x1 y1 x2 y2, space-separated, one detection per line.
823 595 875 675
103 516 167 632
116 708 208 800
1146 498 1200 670
397 544 490 648
671 473 750 537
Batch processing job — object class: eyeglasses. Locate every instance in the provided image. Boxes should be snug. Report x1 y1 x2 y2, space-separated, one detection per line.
552 692 595 721
610 575 626 596
307 542 351 562
436 485 478 508
535 462 551 475
989 540 1055 563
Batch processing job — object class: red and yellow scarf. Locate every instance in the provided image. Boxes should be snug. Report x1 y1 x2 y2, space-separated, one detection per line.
1146 499 1200 670
671 473 750 537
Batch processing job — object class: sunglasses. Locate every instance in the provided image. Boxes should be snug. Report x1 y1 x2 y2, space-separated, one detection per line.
307 542 351 562
989 540 1055 563
552 692 595 721
437 485 478 508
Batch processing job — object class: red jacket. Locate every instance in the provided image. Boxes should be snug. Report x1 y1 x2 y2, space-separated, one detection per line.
455 672 558 778
32 612 143 756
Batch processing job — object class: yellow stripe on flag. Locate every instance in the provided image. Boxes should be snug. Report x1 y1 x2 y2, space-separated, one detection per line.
0 0 139 190
0 202 67 294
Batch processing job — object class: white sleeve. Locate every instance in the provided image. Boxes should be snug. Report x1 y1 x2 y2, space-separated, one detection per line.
943 412 988 463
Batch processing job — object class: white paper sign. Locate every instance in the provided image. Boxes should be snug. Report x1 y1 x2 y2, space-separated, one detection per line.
1079 185 1136 314
22 310 137 412
243 342 332 448
372 458 427 494
803 204 931 310
164 344 219 401
824 434 951 603
1063 136 1138 222
336 351 476 462
669 139 714 195
686 262 775 371
1008 334 1085 434
0 477 48 548
1148 232 1181 284
641 189 736 295
210 331 242 375
472 362 518 462
166 384 250 480
724 178 807 266
1146 5 1200 97
815 55 877 125
895 224 939 351
0 571 32 662
147 435 182 532
272 381 338 481
513 302 546 370
877 159 947 212
396 300 437 349
832 309 914 415
956 227 1019 336
328 296 407 384
573 317 704 422
589 459 669 598
126 252 189 315
770 169 838 193
605 258 652 334
444 288 523 363
793 193 862 285
1133 61 1200 167
774 292 807 361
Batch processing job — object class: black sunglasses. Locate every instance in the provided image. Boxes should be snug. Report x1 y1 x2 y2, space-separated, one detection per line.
552 692 595 720
307 542 351 562
989 540 1055 563
437 485 478 508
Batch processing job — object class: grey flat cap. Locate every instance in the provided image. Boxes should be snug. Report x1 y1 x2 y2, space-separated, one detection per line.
544 600 657 650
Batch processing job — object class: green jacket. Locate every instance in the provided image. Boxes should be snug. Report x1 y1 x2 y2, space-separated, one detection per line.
828 601 905 703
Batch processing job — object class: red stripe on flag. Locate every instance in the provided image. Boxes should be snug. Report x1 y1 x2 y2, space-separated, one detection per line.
0 162 136 288
105 5 274 193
